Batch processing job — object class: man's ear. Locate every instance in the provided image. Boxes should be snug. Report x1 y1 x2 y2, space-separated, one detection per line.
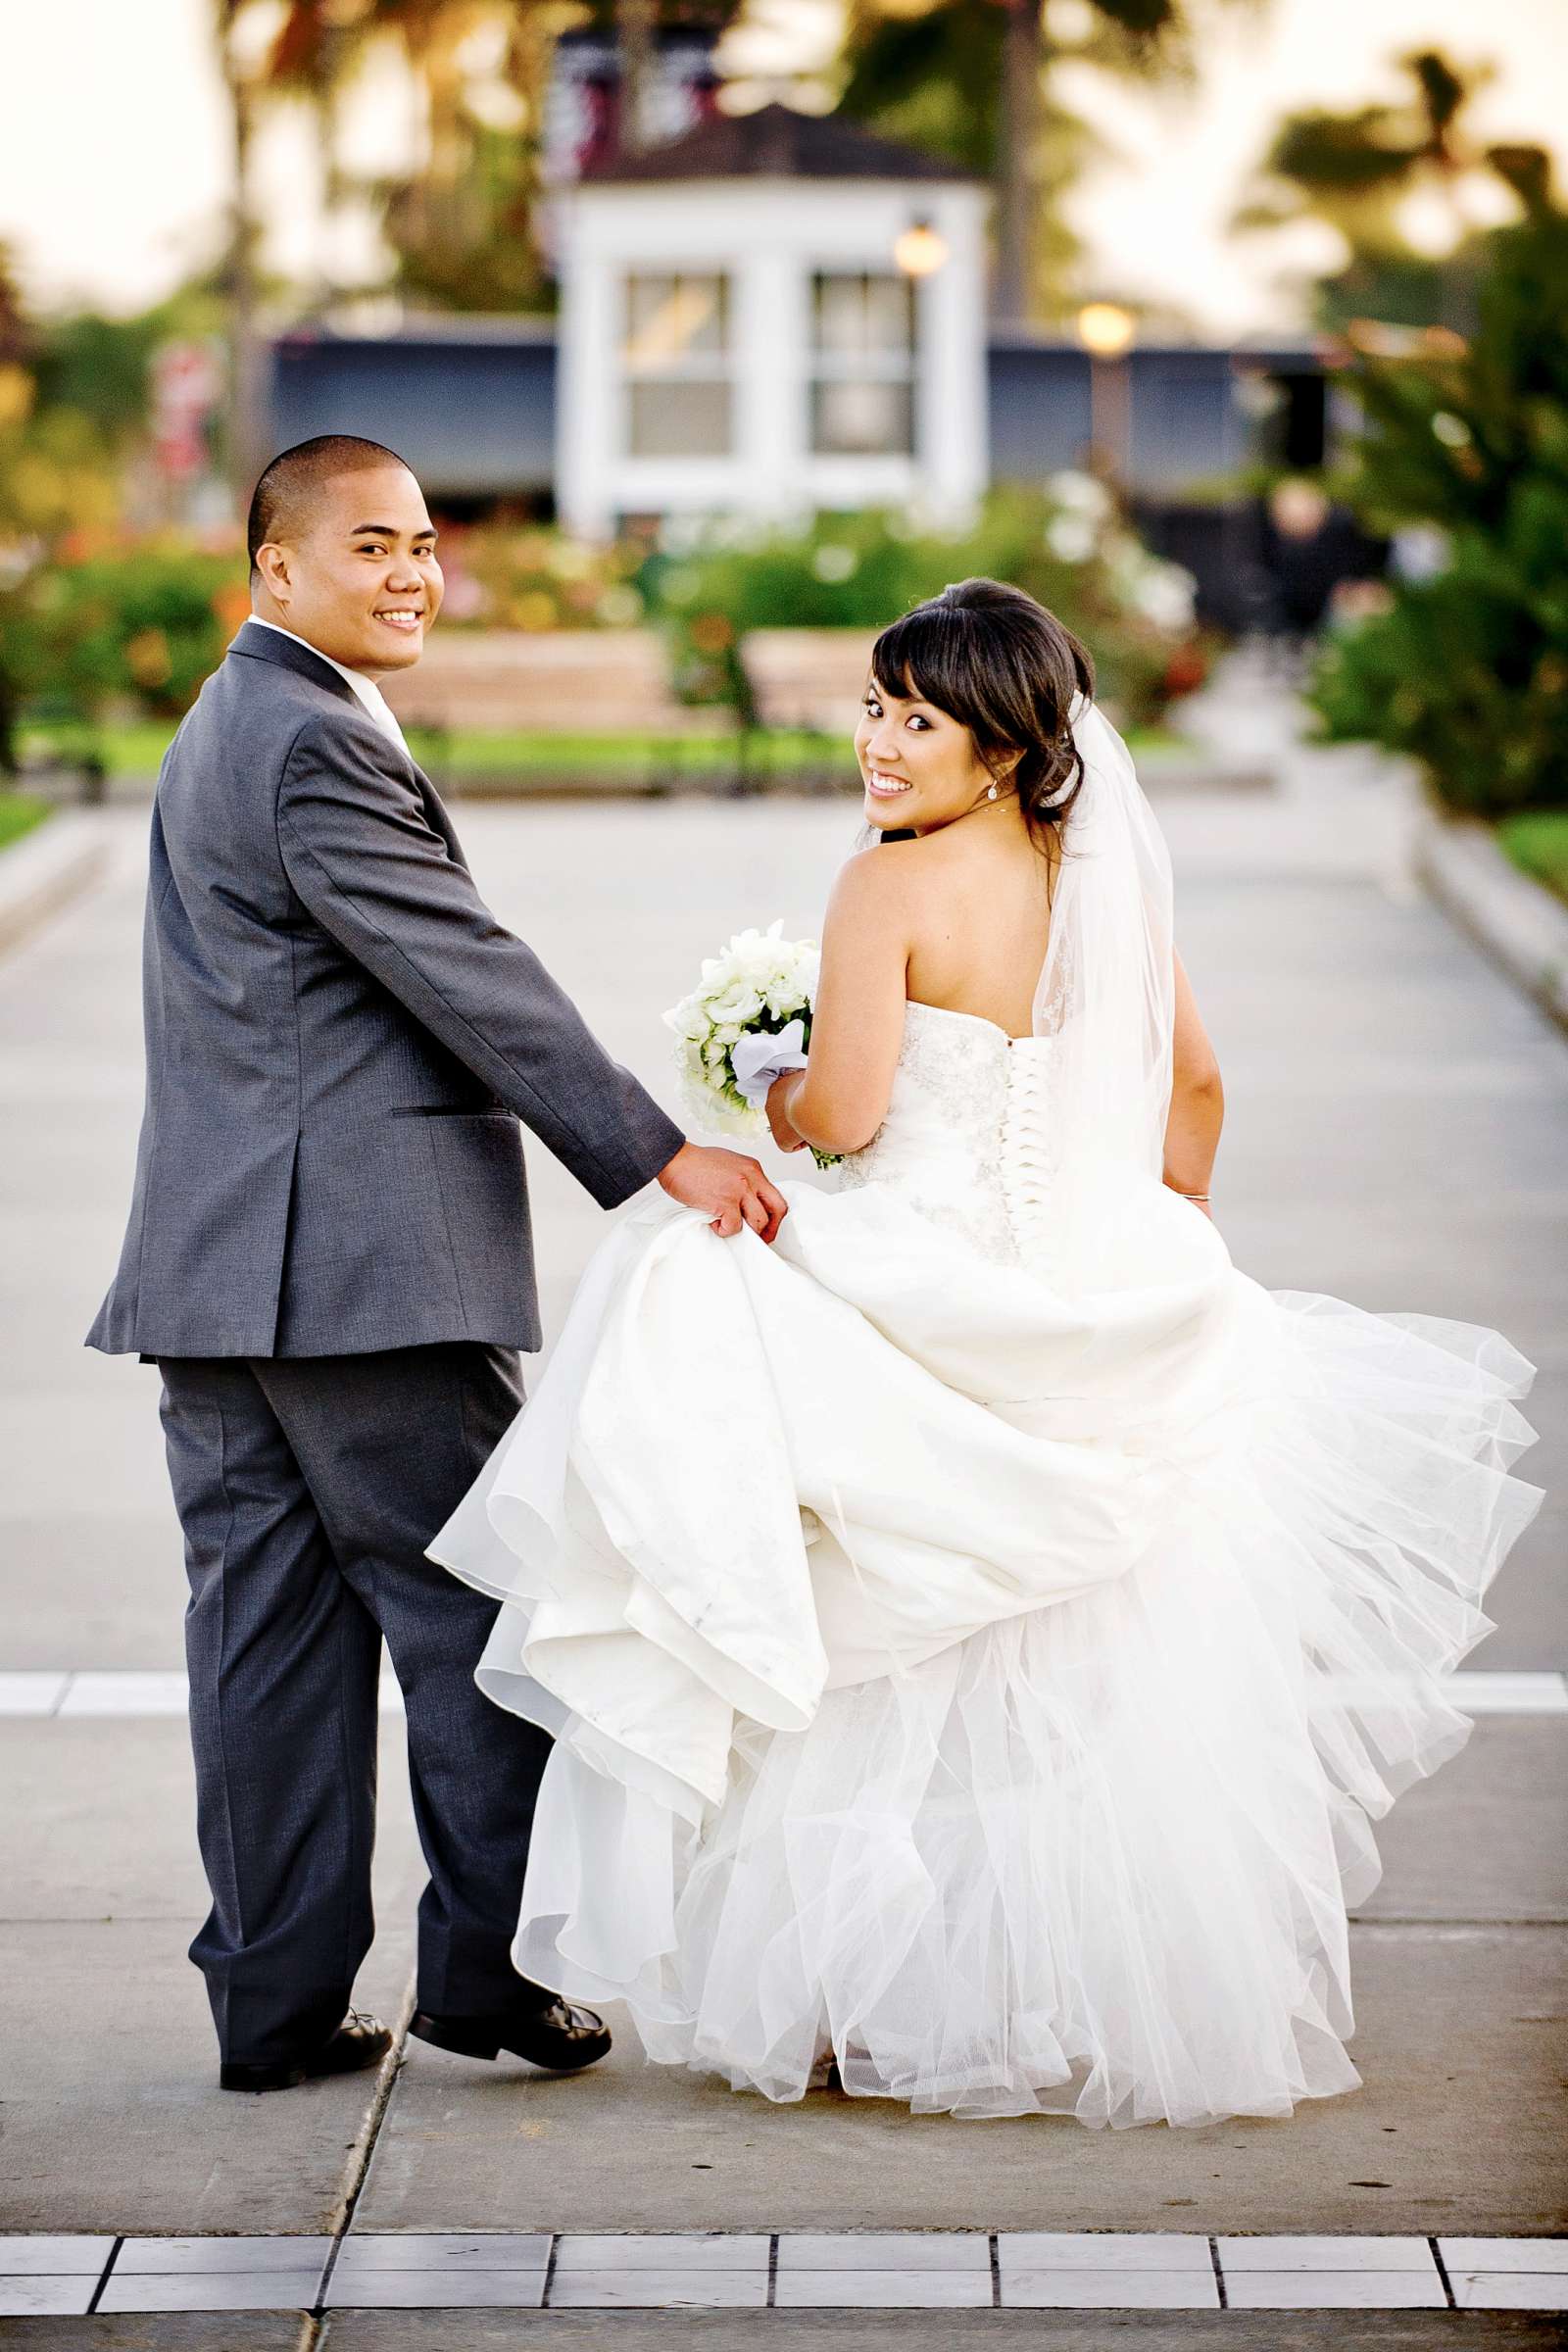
255 543 291 602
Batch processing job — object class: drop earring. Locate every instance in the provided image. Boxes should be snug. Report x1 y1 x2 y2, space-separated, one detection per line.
986 782 1000 801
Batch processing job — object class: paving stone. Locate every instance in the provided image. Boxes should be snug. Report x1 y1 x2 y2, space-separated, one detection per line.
97 2272 322 2313
59 1673 187 1717
1443 2242 1568 2273
327 2269 549 2309
774 2269 993 2306
111 2236 330 2275
547 2271 769 2309
1002 2233 1212 2273
1223 2272 1446 2308
778 2233 990 2271
552 2234 769 2273
333 2233 552 2274
1217 2236 1442 2272
0 1674 67 1716
0 2276 97 2316
1000 2268 1221 2309
1450 2276 1568 2311
0 2237 114 2273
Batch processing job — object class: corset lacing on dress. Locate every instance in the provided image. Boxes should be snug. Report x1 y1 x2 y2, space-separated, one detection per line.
998 1041 1058 1266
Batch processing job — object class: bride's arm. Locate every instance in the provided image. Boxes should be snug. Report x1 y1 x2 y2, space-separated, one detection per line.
767 848 913 1157
1163 951 1224 1215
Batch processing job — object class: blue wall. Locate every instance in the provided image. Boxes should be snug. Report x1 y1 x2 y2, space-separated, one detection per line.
270 324 557 498
267 323 1320 504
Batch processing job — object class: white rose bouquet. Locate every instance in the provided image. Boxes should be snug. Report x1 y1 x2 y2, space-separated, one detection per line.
662 920 839 1168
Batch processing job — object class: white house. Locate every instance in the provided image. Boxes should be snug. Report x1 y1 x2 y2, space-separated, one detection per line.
553 104 990 539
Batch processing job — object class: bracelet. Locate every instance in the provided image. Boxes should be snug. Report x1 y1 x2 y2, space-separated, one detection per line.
1172 1188 1209 1201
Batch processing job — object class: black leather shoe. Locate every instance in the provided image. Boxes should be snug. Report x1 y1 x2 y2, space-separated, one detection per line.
410 1995 612 2074
220 2010 392 2094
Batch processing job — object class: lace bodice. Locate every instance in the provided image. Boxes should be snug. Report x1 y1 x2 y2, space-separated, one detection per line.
838 1001 1061 1267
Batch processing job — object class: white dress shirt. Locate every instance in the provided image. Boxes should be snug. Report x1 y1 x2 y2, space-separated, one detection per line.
246 617 411 757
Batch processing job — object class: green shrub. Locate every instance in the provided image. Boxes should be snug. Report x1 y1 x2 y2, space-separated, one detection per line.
20 535 248 718
1308 196 1568 817
641 487 1212 730
1497 809 1568 906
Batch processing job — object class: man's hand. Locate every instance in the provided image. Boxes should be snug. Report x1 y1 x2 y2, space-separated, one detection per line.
657 1142 789 1243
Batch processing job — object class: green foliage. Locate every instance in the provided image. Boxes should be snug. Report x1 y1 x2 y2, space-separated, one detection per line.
0 791 51 851
1236 48 1553 336
1497 810 1568 906
17 540 249 720
643 488 1211 730
31 282 227 447
1308 200 1568 817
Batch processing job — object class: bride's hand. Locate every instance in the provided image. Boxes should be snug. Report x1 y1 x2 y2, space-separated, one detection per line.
766 1071 808 1153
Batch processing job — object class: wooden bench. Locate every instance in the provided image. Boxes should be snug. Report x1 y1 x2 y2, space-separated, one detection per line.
741 629 878 737
380 628 727 735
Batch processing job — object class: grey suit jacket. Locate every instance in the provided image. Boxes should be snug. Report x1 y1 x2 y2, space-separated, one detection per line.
87 620 685 1358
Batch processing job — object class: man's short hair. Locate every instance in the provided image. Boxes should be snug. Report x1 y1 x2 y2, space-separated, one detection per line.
246 435 412 573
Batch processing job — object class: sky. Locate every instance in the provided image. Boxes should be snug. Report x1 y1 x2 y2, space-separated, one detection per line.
3 0 1568 338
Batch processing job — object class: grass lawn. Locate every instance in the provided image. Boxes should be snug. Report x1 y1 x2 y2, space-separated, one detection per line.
22 716 1185 788
1497 810 1568 908
0 790 52 851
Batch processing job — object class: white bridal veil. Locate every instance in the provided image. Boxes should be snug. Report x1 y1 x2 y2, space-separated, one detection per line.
1022 696 1180 1287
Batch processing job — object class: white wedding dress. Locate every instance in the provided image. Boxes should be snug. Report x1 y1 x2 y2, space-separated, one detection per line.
429 708 1541 2129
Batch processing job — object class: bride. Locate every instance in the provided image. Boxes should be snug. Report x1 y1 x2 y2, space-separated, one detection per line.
429 576 1542 2128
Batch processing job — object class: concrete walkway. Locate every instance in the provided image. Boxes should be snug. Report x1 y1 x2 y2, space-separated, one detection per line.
0 750 1563 2346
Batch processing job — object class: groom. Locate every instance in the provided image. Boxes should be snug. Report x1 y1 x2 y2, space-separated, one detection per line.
87 434 786 2092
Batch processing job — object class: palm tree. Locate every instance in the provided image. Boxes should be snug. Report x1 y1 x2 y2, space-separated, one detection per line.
214 0 267 488
840 0 1253 326
1235 49 1552 327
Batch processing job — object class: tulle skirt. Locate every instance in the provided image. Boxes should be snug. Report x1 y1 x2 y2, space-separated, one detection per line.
429 1187 1542 2127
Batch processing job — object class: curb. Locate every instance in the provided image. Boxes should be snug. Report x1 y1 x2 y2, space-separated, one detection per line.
1413 810 1568 1036
0 811 114 959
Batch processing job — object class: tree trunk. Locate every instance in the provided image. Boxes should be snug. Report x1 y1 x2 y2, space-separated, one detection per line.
218 1 267 495
616 0 658 156
993 0 1045 328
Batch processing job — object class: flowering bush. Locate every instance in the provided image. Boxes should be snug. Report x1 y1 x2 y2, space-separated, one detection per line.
16 533 247 718
441 520 647 631
643 484 1210 729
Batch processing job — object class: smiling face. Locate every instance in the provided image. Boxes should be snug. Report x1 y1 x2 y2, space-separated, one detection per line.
855 671 1015 835
251 463 443 676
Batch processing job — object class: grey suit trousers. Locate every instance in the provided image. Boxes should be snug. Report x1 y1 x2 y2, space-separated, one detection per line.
157 1344 546 2064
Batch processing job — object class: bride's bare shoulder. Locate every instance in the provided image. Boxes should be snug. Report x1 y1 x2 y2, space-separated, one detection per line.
818 842 947 971
831 832 961 904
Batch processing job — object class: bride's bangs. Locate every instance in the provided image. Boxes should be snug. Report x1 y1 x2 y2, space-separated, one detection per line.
868 604 978 728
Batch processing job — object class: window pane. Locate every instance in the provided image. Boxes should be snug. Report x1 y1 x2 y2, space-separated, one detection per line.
812 272 913 359
623 272 728 370
628 379 733 458
810 379 913 457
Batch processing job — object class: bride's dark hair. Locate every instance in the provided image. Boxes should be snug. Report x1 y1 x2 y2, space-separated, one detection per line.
869 577 1095 850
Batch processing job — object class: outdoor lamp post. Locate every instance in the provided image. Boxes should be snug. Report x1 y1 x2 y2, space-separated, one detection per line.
894 220 950 278
1076 301 1137 485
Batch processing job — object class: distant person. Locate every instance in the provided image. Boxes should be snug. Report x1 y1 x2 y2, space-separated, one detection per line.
430 578 1541 2123
1260 478 1376 656
87 434 786 2093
